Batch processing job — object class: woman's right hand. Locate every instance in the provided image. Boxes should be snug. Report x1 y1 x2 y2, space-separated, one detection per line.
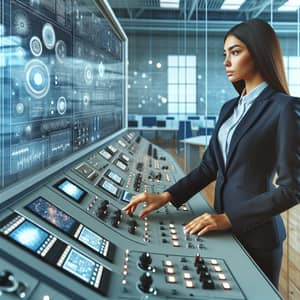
122 191 172 218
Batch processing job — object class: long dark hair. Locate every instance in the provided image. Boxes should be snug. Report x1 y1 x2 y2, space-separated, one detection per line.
224 19 289 95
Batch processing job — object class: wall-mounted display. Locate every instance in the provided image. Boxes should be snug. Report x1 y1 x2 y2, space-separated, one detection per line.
0 0 127 190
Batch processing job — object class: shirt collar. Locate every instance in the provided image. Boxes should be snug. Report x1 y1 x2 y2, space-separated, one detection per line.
240 81 268 105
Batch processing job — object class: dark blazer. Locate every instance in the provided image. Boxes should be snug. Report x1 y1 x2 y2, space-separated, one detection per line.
167 86 300 250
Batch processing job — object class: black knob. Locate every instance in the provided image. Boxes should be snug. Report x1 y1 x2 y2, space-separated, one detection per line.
0 270 18 293
197 264 208 274
202 278 215 290
128 224 136 234
139 252 152 270
111 217 119 228
200 271 211 282
139 272 153 293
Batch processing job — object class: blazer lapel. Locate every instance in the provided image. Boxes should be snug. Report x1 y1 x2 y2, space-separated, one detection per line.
225 86 277 170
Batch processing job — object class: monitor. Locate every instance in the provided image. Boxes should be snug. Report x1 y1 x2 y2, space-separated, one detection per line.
142 116 157 127
0 0 128 203
55 179 87 202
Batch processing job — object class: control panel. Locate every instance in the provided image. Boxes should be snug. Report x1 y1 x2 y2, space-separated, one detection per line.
0 132 283 300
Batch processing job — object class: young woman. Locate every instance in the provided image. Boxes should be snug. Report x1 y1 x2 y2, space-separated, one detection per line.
123 19 300 288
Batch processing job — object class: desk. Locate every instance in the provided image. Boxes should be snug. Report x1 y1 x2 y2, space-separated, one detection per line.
181 135 212 173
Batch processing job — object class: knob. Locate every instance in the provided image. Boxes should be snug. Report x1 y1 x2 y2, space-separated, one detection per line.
111 217 119 228
202 278 215 290
200 271 211 282
139 252 152 270
139 272 154 293
128 224 136 234
0 270 18 293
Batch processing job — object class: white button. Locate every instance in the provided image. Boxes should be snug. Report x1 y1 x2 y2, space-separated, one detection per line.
166 276 176 283
165 267 175 274
185 280 194 288
214 266 222 272
223 282 231 290
218 273 226 280
211 259 218 265
164 260 173 267
173 241 180 247
183 272 192 279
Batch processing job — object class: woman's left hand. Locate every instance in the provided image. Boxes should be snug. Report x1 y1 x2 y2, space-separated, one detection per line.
184 213 232 236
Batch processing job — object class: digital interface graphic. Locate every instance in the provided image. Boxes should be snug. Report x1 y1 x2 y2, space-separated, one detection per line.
62 249 96 283
0 0 126 189
26 197 77 233
8 220 49 252
56 179 86 202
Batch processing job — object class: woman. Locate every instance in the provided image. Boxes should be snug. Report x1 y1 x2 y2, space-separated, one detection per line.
123 19 300 288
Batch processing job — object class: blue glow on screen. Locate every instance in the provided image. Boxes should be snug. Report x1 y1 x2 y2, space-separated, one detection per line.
9 220 49 252
27 197 77 233
62 249 96 283
78 227 103 252
57 180 85 201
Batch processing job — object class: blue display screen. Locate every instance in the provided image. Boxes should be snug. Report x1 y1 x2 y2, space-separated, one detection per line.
78 227 104 253
122 191 133 203
56 179 86 202
8 220 49 252
62 249 96 283
27 197 77 233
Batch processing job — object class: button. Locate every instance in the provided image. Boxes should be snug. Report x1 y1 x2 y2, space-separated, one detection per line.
223 282 231 290
183 272 192 279
211 259 218 265
165 267 175 274
214 266 222 272
173 241 180 247
170 229 176 234
166 276 176 283
164 260 173 267
171 234 178 240
185 280 194 288
218 274 226 280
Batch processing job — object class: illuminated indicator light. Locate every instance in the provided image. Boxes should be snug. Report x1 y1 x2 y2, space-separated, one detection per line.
223 282 231 290
165 267 175 274
171 234 178 240
173 241 180 247
123 264 128 270
218 273 226 280
214 266 222 272
122 279 127 285
185 280 194 288
123 270 128 276
211 259 218 265
164 260 173 267
183 272 192 279
166 276 176 283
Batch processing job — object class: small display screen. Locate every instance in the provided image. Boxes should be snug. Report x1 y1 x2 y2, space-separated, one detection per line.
62 249 96 284
107 145 117 154
106 170 122 185
116 160 127 171
120 154 129 162
8 220 49 252
99 149 112 160
56 179 86 202
78 227 104 253
118 140 126 147
122 191 134 203
100 180 118 196
26 197 77 233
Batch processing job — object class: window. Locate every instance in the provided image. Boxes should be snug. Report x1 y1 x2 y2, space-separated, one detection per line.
284 56 300 96
167 55 196 114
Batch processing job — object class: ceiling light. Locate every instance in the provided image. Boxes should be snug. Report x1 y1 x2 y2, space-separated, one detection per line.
160 0 179 9
221 0 245 10
278 0 300 11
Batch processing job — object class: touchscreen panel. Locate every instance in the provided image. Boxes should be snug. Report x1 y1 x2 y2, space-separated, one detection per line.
56 179 86 202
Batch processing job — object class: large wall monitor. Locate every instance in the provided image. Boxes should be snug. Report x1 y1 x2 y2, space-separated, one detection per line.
0 0 127 197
